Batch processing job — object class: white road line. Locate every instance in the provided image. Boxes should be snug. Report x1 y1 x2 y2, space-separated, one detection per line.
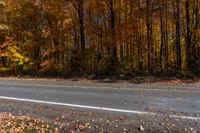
0 96 155 115
0 96 199 121
172 115 200 121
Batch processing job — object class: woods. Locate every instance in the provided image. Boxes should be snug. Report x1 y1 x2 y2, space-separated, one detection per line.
0 0 199 76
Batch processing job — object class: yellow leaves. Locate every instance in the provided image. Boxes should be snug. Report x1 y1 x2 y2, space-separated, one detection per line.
0 24 9 31
0 37 29 68
63 18 72 25
8 46 28 64
0 68 11 72
0 1 5 11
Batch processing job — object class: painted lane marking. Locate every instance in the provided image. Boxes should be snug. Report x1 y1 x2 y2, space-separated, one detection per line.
0 96 199 121
0 96 155 115
172 115 200 121
0 82 199 93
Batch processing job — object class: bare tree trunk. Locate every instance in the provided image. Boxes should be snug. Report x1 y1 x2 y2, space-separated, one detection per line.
160 7 164 69
191 0 200 71
77 0 85 50
164 3 169 69
160 1 168 70
40 0 45 69
185 0 191 70
109 0 117 66
175 0 182 68
146 0 152 70
137 1 142 70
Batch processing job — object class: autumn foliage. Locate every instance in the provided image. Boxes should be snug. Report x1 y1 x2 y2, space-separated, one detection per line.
0 0 199 76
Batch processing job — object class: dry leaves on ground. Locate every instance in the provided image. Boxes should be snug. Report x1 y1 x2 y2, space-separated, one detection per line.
0 112 59 133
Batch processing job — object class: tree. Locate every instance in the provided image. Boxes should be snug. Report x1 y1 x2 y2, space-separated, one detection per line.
1 0 199 76
185 0 191 70
175 0 182 68
109 0 117 68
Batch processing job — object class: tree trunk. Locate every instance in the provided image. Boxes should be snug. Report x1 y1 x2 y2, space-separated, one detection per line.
185 0 191 70
1 0 4 17
160 9 164 69
146 0 152 70
109 0 117 66
77 0 85 50
164 3 169 69
175 0 182 68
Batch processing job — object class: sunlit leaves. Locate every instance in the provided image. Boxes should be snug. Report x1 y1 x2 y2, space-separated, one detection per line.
0 0 199 75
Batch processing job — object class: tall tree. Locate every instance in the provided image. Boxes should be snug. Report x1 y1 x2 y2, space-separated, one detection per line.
146 0 153 70
175 0 182 68
185 0 191 70
77 0 85 50
109 0 117 67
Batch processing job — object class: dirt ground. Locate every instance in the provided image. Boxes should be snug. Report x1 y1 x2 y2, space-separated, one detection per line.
0 75 199 85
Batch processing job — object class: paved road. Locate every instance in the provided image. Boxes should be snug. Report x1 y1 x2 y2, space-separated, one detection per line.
0 79 199 119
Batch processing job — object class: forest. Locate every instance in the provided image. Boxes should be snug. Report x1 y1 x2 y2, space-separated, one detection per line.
0 0 199 77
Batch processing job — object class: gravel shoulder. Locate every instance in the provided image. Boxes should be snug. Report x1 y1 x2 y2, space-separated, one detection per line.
0 100 199 133
0 76 199 85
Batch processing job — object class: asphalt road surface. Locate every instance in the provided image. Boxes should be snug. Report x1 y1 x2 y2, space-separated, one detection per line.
0 79 199 120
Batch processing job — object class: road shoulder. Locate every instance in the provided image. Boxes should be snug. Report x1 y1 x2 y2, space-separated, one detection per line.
0 100 199 133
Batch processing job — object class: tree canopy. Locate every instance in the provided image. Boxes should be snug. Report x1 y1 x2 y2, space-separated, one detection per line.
0 0 199 76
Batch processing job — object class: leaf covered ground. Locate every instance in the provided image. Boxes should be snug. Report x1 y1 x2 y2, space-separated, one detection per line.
0 100 199 133
0 112 59 133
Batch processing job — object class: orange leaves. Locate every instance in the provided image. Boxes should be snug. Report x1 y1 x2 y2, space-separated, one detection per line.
0 112 58 133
